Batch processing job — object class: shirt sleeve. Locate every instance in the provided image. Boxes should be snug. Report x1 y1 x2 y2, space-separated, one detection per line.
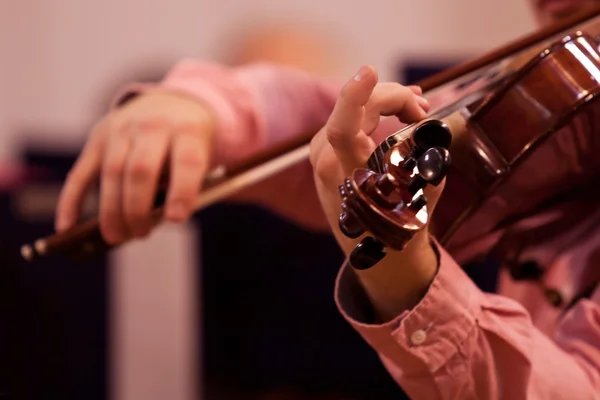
335 239 600 399
110 59 346 231
112 59 342 165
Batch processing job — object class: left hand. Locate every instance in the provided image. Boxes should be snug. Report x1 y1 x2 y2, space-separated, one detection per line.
309 65 434 256
309 65 446 318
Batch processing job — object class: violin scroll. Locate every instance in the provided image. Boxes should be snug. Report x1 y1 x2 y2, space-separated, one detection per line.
338 120 452 270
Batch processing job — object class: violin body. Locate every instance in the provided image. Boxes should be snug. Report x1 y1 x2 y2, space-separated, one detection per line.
437 31 600 252
340 30 600 268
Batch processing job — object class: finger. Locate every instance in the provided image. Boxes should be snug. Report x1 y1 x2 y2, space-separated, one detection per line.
397 94 430 122
55 124 104 232
362 83 429 133
372 83 429 117
122 124 170 237
408 85 423 95
165 127 210 222
98 125 132 244
325 65 379 175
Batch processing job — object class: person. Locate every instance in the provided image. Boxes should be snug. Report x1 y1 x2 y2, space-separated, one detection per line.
55 0 600 398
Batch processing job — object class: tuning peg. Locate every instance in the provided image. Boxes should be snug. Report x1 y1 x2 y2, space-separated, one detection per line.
408 194 427 211
407 147 451 195
375 173 398 196
339 210 365 238
402 120 452 171
412 119 452 150
349 236 386 270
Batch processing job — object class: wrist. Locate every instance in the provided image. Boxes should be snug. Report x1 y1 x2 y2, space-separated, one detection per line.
348 232 439 322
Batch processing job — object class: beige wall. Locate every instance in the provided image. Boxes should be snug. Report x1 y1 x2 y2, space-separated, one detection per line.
3 0 536 152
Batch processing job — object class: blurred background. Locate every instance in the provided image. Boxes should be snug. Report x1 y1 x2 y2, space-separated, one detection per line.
1 0 535 399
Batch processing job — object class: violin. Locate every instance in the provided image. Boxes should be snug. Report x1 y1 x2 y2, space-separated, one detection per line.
20 4 600 264
339 12 600 269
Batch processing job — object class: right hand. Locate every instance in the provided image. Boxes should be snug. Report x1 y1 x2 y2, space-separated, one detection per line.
55 91 217 244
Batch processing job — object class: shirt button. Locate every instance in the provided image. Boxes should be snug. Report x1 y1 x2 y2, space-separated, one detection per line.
410 329 427 345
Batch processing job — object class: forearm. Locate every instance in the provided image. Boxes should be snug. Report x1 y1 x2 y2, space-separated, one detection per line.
335 242 600 399
341 233 439 322
328 170 440 321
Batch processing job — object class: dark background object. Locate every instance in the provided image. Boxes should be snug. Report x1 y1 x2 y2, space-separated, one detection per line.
0 149 108 400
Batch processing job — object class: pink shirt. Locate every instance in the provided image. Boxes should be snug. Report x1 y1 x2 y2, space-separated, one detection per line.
121 60 600 399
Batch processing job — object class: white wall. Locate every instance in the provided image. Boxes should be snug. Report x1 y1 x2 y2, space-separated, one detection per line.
2 1 537 400
3 0 536 154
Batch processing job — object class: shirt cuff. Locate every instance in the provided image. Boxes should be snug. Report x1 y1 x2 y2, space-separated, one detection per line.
334 238 485 372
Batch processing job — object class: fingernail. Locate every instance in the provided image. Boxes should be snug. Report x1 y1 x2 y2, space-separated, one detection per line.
411 85 423 95
353 66 370 81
